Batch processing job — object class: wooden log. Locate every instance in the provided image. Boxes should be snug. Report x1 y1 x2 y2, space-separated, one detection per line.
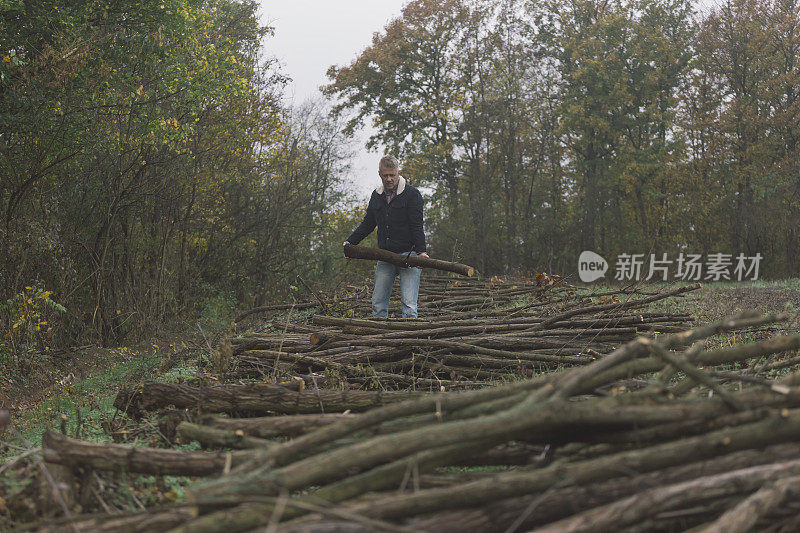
307 337 593 365
115 381 419 416
234 302 316 323
42 430 250 476
338 408 800 522
309 331 358 345
278 522 375 533
424 296 494 307
697 474 800 533
173 440 498 533
231 334 310 344
191 389 800 507
232 338 311 356
344 244 475 277
198 413 352 439
35 507 198 533
180 408 800 533
182 313 789 527
533 461 800 533
312 315 428 330
234 358 475 391
581 334 800 393
240 346 407 366
255 315 793 469
411 444 800 532
311 314 690 334
341 325 388 335
177 422 275 449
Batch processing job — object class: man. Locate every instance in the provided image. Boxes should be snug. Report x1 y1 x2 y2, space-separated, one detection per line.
344 155 429 318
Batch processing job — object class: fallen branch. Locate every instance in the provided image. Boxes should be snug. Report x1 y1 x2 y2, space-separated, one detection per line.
115 382 419 416
42 430 251 476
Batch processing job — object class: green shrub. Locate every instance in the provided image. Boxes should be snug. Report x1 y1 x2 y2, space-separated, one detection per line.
0 286 65 370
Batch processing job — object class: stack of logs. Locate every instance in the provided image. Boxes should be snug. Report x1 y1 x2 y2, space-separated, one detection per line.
226 274 698 389
27 274 800 533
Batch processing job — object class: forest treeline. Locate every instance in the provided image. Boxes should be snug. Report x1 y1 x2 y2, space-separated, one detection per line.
2 0 799 350
327 0 800 278
1 0 359 349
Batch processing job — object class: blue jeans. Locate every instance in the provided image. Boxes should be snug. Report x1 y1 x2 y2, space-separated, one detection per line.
372 252 421 318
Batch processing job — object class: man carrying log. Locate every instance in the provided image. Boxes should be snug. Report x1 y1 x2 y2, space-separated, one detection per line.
344 155 429 318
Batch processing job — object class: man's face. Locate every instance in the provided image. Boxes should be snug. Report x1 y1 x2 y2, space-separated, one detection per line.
379 165 399 192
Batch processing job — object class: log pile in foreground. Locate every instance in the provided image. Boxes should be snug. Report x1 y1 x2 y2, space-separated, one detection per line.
31 305 800 533
163 312 800 533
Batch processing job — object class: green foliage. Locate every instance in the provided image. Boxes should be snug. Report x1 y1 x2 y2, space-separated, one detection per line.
682 0 800 277
195 286 237 330
0 0 354 351
0 286 65 369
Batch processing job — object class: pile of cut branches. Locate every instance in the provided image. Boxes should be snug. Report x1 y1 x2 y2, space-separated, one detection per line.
29 309 800 533
226 275 697 388
13 272 800 532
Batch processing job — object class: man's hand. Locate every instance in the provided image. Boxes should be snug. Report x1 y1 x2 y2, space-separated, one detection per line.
417 252 429 269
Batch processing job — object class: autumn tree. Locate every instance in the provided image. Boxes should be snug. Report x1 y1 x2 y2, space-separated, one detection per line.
0 0 354 345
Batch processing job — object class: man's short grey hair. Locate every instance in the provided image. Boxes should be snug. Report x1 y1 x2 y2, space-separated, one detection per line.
379 155 399 169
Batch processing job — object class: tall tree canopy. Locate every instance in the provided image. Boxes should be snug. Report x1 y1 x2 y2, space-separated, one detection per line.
326 0 732 276
1 0 355 344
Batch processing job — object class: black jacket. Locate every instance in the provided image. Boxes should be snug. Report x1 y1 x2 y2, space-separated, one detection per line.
347 177 426 254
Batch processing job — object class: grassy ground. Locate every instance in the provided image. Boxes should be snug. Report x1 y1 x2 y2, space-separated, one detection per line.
0 336 210 525
5 349 203 449
1 288 237 447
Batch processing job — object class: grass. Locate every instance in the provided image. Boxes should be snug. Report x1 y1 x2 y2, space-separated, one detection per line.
606 279 800 327
4 350 159 450
2 345 206 455
0 292 241 525
0 345 203 525
0 345 206 524
2 290 239 452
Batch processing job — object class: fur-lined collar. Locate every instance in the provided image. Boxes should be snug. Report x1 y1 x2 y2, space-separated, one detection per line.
376 175 405 195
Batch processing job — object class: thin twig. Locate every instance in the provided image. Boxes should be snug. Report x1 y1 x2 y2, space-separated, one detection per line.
11 427 80 532
0 446 41 475
274 300 295 377
264 489 289 533
648 341 744 411
309 366 325 414
296 274 329 314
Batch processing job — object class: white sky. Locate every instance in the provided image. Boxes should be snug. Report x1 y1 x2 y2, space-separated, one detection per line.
257 1 409 198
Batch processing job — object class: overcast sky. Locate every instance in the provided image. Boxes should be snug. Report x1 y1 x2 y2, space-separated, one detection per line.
257 1 409 197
